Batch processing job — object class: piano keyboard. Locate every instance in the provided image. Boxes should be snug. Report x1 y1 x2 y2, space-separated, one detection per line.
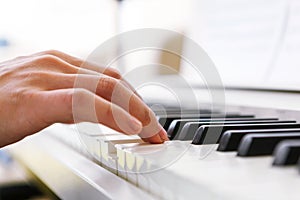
9 104 300 200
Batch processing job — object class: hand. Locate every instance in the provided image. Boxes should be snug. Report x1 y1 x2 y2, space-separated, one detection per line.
0 50 168 147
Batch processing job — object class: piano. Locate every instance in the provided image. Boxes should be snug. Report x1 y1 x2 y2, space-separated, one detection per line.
5 0 300 199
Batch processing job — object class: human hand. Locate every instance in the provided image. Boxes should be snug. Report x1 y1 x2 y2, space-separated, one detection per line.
0 50 168 147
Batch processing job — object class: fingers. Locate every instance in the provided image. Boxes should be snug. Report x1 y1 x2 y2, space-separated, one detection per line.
74 74 167 143
29 51 142 98
141 129 170 144
38 89 143 135
28 54 102 76
32 50 122 79
23 50 166 143
36 73 168 143
44 50 142 99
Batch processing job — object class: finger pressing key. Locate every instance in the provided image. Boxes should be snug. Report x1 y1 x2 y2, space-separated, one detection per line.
50 73 168 143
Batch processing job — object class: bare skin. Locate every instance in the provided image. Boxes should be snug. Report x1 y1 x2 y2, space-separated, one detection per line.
0 50 168 147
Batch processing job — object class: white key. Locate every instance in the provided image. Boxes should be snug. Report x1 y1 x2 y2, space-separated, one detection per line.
116 141 191 190
116 143 141 183
97 135 142 174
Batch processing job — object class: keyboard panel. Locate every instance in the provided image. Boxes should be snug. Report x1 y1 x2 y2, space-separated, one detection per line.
9 104 300 200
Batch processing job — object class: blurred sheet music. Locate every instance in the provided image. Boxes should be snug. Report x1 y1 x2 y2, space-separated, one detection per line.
267 0 300 90
187 0 300 90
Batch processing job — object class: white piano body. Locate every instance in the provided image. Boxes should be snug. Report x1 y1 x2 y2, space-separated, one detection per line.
6 0 300 199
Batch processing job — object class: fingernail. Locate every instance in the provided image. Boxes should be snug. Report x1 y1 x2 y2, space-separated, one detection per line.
147 134 163 144
159 129 169 141
129 117 143 133
154 134 164 143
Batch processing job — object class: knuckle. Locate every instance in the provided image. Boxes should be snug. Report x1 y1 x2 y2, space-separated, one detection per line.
105 68 122 79
141 109 152 125
104 104 114 121
33 55 61 65
29 55 73 73
42 49 62 57
99 77 119 92
14 55 29 61
129 100 152 126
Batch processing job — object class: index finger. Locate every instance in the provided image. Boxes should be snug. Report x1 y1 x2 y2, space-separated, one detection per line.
94 76 168 143
67 74 167 143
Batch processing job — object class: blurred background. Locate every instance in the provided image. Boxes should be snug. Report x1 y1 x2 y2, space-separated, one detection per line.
1 1 300 198
0 0 300 90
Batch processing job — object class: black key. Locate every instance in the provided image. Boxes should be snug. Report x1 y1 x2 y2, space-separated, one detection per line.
158 114 255 130
168 118 278 140
218 128 300 151
174 120 294 141
192 123 300 145
237 133 300 156
272 140 300 166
